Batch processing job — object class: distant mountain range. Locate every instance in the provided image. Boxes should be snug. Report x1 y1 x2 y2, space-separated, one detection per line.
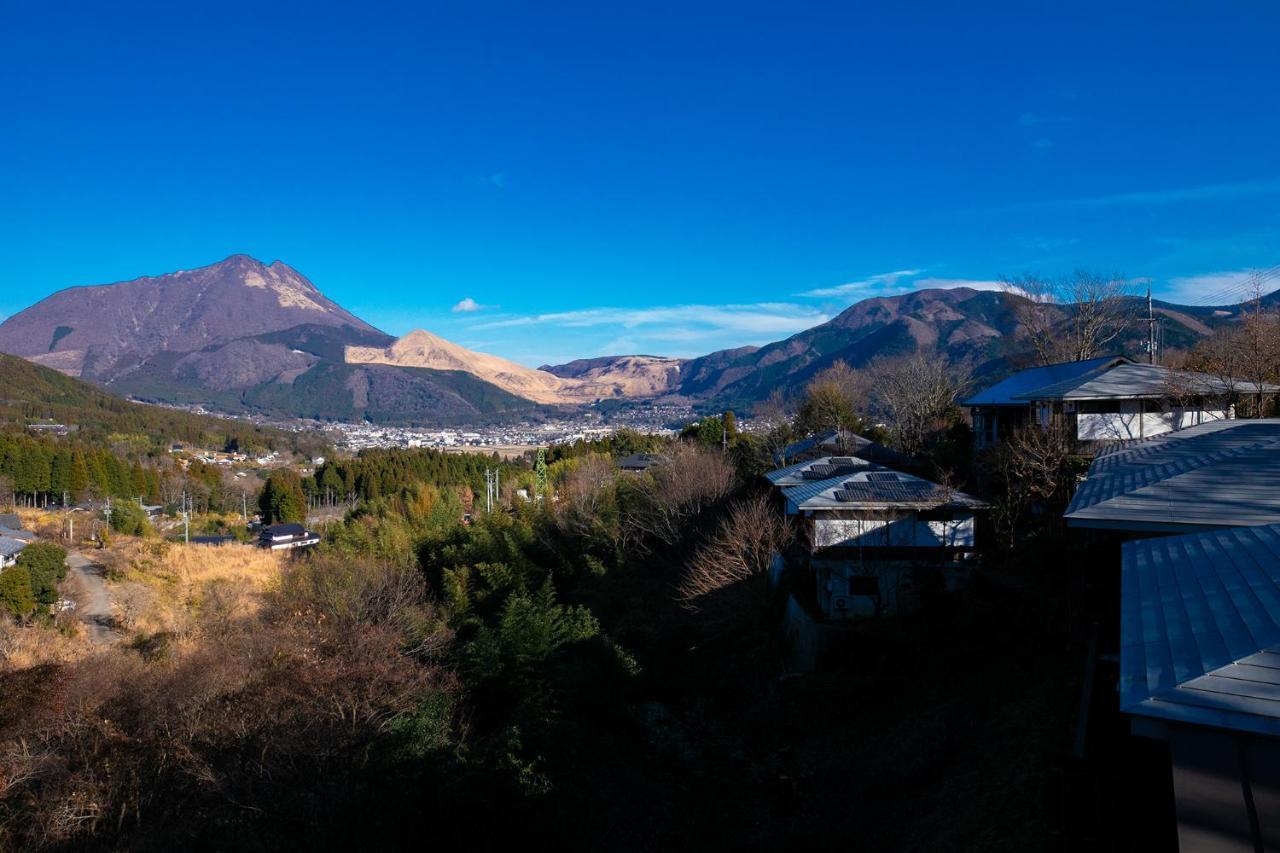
0 254 1261 424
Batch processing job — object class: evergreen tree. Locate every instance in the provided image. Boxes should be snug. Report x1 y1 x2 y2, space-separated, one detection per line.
17 542 67 605
260 470 307 524
0 566 35 617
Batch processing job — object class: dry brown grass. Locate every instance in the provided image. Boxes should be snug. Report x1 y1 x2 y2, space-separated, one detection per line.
0 618 89 671
107 540 285 637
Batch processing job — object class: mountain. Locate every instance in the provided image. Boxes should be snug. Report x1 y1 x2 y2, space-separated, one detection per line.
538 355 686 397
671 288 1023 406
3 256 1263 424
669 287 1253 410
0 254 382 380
0 352 325 455
348 331 685 403
0 256 543 425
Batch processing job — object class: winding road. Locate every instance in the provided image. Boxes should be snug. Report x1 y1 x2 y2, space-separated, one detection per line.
66 552 119 644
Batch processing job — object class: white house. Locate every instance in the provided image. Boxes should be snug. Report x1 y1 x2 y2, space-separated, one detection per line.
257 522 321 551
766 457 985 620
0 536 28 569
963 355 1277 450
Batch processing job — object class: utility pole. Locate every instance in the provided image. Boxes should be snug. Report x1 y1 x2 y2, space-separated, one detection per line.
1146 286 1158 365
182 495 190 544
534 448 548 501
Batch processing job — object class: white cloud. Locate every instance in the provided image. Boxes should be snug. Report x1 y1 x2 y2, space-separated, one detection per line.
1162 270 1261 305
798 269 924 299
452 297 496 313
473 302 827 336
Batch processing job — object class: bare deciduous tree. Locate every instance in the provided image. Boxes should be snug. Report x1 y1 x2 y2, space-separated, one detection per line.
678 494 792 619
556 454 623 551
794 360 866 437
1003 270 1137 365
1184 284 1280 417
988 423 1076 548
865 354 970 457
622 444 735 549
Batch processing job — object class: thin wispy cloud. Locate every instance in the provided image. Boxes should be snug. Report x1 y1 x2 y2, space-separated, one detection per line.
1051 177 1280 209
1163 270 1259 305
473 302 827 336
798 270 1006 300
452 297 496 313
799 269 923 298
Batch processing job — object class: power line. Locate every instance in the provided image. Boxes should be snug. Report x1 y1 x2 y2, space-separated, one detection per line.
1179 264 1280 308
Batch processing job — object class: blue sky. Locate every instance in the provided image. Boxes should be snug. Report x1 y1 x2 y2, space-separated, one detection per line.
3 1 1280 366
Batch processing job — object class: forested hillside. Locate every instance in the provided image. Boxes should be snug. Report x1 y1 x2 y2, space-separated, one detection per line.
0 353 325 456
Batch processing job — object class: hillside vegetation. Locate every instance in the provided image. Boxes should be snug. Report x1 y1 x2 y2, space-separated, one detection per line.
0 353 325 456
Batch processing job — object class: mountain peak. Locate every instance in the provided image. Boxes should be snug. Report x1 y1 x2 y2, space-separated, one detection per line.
0 256 381 379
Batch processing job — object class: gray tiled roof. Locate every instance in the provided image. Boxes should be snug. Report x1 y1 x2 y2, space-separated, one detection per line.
780 469 984 511
0 537 28 558
962 356 1126 406
764 455 880 487
1065 419 1280 531
963 355 1280 407
1121 525 1280 736
1013 361 1278 401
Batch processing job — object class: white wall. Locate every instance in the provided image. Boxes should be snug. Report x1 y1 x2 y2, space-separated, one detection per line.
1076 407 1228 441
811 513 976 549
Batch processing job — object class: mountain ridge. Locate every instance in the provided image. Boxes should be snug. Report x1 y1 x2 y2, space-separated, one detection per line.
0 257 1267 422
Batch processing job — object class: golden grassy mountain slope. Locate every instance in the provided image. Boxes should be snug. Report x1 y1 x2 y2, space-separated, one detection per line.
344 330 682 404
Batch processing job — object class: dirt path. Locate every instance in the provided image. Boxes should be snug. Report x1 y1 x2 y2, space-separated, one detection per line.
66 552 119 644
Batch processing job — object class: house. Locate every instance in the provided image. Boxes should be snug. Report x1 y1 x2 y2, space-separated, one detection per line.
0 536 28 569
258 522 321 551
0 528 37 543
766 456 985 619
618 453 666 473
1119 526 1280 851
141 504 164 519
963 355 1277 450
1064 419 1280 536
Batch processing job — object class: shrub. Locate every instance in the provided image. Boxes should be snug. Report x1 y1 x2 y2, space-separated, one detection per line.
16 542 67 605
109 500 152 537
0 567 35 617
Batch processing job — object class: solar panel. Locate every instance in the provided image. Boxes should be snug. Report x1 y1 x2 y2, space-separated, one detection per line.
802 463 860 480
834 480 939 503
830 457 856 465
866 472 900 482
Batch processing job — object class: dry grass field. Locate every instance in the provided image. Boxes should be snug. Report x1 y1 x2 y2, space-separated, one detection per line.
104 539 285 638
